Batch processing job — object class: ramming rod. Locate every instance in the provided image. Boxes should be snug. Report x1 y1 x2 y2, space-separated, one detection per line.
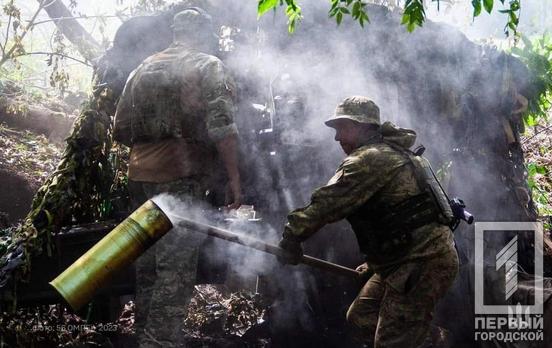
175 217 360 279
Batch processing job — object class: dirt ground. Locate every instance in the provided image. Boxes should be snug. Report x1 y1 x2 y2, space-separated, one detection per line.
0 124 63 224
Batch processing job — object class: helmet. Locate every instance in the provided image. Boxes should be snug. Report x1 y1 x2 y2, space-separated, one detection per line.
172 7 214 35
325 96 380 128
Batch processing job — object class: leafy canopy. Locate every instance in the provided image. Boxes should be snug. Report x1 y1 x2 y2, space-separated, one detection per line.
257 0 521 35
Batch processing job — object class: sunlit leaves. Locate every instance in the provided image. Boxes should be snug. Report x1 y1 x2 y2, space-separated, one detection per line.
329 0 368 27
472 0 482 17
402 0 425 32
351 0 369 27
483 0 494 13
524 114 538 127
499 0 520 37
329 1 350 26
257 0 302 32
515 35 552 218
257 0 523 35
527 162 550 211
511 34 552 124
471 0 493 16
258 0 279 17
285 1 302 33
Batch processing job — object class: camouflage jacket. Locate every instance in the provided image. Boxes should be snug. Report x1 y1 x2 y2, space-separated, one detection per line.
113 44 238 147
284 123 455 274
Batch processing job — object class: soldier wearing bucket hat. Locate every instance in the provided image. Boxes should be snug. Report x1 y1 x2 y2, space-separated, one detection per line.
324 96 382 155
278 96 459 347
113 8 241 347
324 95 381 127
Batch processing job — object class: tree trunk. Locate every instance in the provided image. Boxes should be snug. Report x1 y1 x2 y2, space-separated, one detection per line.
38 0 101 61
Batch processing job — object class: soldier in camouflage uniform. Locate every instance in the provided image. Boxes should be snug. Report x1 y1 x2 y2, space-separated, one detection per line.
279 96 459 347
113 8 241 347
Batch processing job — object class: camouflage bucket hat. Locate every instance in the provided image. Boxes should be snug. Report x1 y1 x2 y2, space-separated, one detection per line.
172 8 214 34
325 96 380 128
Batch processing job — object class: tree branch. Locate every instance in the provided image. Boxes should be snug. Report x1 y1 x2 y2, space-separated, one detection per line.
522 124 552 144
12 51 92 67
4 13 12 56
0 0 46 68
29 15 126 27
37 0 102 62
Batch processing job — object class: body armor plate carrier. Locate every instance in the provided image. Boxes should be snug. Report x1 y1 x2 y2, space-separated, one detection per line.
129 56 184 143
353 142 455 263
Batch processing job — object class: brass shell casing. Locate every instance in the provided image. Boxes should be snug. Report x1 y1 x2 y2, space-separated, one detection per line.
50 199 173 310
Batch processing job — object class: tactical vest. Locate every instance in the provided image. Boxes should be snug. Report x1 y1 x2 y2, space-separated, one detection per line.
128 55 185 143
348 142 454 264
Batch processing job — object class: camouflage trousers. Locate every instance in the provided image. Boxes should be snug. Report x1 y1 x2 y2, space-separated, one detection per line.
346 247 459 348
129 178 207 348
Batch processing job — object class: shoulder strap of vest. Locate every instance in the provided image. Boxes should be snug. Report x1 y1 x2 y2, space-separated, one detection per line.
382 139 454 224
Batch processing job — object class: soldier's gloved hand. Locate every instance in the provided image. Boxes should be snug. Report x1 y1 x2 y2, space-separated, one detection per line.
277 237 303 265
355 262 374 284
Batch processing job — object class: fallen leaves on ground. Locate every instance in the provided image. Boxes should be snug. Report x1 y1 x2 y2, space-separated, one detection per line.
0 123 63 189
184 284 267 338
0 301 134 347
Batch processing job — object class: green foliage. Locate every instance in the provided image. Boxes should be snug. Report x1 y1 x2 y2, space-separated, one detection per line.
258 0 279 16
472 0 482 17
258 0 302 32
402 0 425 32
527 162 551 216
483 0 494 14
513 33 552 217
329 0 369 27
498 0 520 37
470 0 520 37
510 34 552 126
257 0 522 34
284 0 302 33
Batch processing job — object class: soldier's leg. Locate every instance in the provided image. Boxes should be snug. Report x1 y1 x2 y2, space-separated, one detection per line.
128 180 157 347
141 231 199 347
375 249 459 348
135 245 157 347
346 273 385 345
139 179 203 347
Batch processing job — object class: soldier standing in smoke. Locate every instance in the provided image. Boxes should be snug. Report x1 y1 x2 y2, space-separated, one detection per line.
278 96 459 347
112 8 241 347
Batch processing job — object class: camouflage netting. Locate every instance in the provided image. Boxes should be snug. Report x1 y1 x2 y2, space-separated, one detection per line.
0 80 120 290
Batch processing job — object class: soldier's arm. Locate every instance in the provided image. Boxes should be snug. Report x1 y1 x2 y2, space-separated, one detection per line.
284 151 402 242
201 58 241 208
